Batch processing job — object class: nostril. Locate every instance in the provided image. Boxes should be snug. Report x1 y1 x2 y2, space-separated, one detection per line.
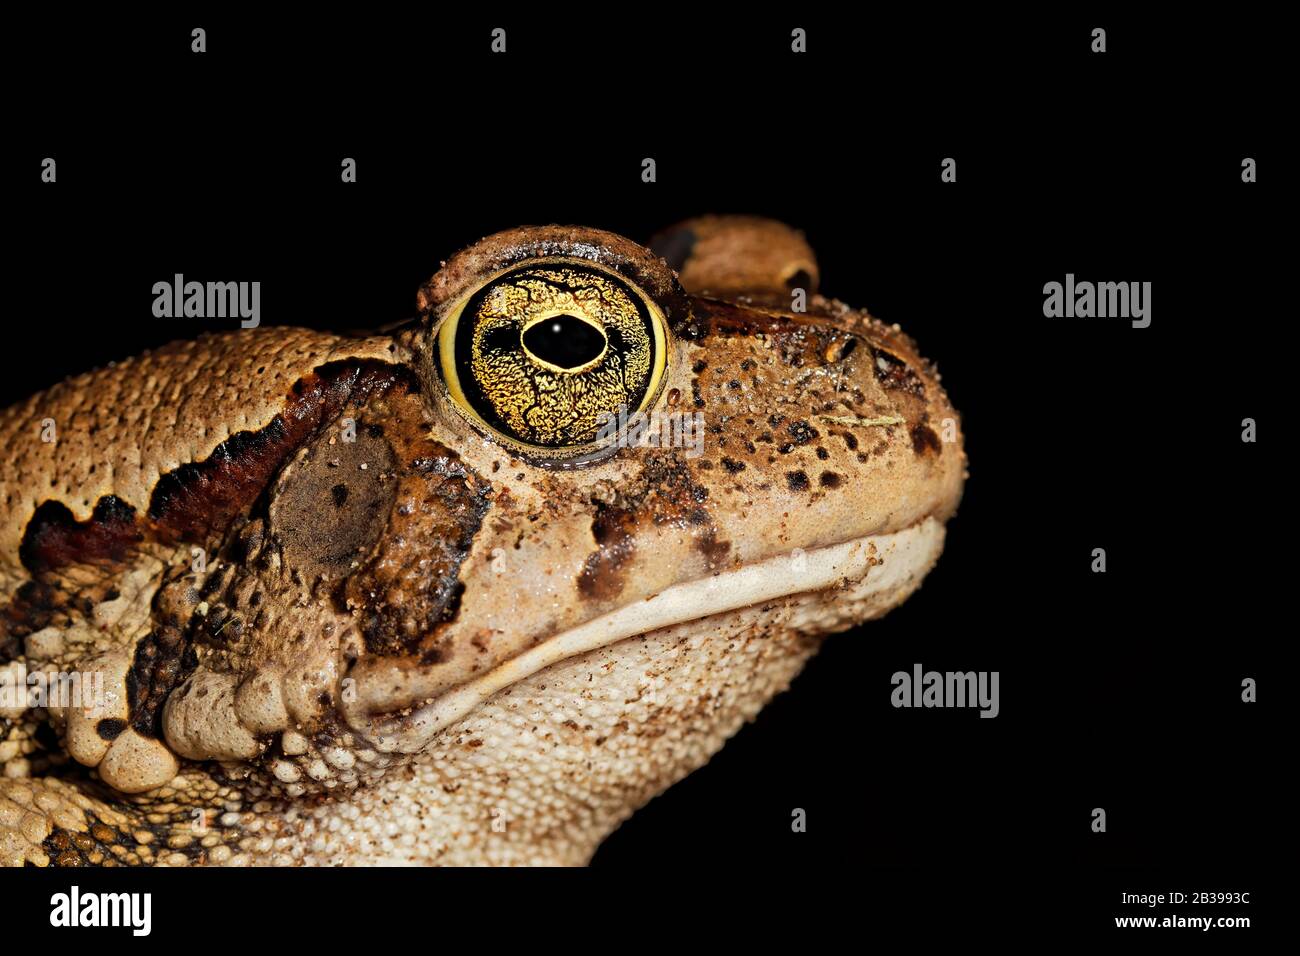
824 337 857 363
522 314 607 370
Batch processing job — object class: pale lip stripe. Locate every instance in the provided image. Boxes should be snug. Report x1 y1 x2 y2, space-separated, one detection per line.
360 517 945 753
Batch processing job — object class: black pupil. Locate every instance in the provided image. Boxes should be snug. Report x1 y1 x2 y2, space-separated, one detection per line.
522 314 606 369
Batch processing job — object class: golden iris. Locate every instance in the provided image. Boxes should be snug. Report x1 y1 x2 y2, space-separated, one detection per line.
436 261 669 458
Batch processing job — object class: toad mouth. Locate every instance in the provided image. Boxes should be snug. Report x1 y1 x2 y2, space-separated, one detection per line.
356 517 946 753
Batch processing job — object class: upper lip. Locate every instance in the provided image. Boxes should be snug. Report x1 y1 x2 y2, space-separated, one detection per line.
350 520 941 754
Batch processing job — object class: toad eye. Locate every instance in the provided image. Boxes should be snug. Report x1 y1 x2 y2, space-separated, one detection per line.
436 261 670 461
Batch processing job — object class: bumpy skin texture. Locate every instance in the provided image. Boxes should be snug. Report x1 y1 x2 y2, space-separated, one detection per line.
0 218 965 866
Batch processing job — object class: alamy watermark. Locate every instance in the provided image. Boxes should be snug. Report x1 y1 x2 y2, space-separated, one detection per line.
595 403 705 458
1043 274 1150 328
0 662 105 712
152 275 260 328
891 663 1000 718
49 886 151 936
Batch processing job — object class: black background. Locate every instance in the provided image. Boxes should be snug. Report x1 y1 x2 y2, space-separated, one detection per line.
5 8 1280 939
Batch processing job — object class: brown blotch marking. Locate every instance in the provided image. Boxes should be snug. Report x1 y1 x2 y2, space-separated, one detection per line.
911 422 942 456
696 531 732 572
819 472 843 489
579 506 638 602
18 496 142 574
419 643 448 665
96 718 127 741
720 457 746 474
815 447 829 460
786 471 810 492
777 420 818 454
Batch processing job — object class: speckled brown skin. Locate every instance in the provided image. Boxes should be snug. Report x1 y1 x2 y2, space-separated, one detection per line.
0 219 965 866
